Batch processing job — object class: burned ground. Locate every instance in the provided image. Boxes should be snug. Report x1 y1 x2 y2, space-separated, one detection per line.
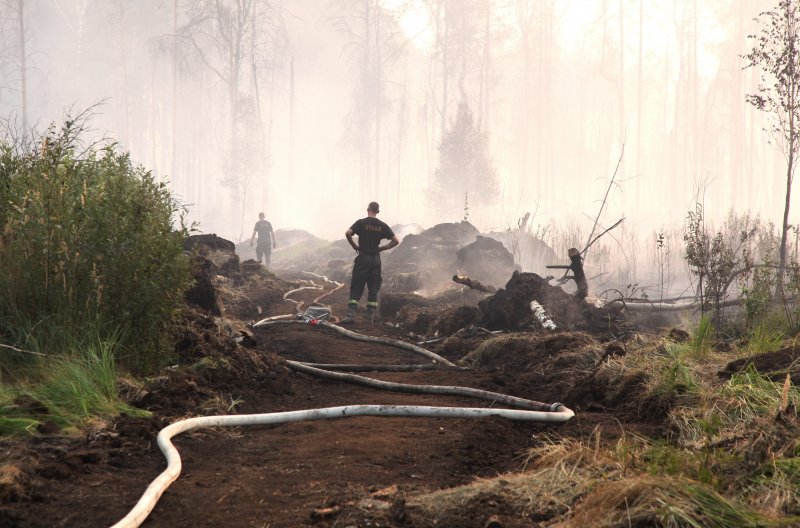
1 235 795 527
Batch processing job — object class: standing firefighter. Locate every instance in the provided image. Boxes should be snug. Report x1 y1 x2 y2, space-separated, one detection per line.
342 202 399 323
250 212 277 267
546 248 588 300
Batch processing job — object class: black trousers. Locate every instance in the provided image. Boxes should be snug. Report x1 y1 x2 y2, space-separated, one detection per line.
349 253 382 303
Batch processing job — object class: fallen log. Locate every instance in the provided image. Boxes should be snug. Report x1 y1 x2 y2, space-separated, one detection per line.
452 274 497 293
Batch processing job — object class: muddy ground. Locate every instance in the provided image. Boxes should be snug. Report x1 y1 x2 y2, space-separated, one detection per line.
0 253 761 528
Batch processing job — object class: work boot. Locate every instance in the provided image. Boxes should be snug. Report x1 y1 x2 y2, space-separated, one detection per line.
365 303 378 324
341 303 358 324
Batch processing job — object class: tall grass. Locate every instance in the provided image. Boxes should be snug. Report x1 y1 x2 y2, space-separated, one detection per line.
690 315 715 356
0 114 191 372
719 366 800 421
748 322 784 355
0 328 148 434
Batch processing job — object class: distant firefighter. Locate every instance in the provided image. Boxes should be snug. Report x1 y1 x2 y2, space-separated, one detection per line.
546 247 588 300
250 212 277 267
342 201 400 324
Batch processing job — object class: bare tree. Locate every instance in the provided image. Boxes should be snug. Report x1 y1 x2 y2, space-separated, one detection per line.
745 0 800 296
173 0 287 237
0 0 29 131
512 0 555 199
331 0 408 205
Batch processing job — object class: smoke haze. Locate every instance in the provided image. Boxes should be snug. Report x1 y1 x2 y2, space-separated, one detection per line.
0 0 787 246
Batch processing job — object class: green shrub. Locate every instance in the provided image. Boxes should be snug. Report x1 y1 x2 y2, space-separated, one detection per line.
0 115 191 372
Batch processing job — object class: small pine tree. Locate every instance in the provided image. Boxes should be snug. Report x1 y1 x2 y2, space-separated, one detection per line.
428 101 498 222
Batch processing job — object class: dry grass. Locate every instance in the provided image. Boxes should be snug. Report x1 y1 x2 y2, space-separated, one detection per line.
0 463 32 502
407 435 622 525
557 475 783 528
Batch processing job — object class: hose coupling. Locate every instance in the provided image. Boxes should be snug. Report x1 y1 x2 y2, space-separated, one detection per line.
549 402 565 412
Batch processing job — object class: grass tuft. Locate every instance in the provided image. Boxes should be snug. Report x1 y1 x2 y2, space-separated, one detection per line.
748 322 784 355
690 314 715 357
562 475 787 527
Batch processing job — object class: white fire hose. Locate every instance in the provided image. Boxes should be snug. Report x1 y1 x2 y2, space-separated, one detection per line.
110 285 576 528
110 404 573 528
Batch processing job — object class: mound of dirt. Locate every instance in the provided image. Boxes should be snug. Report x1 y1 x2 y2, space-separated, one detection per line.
384 222 480 290
477 271 622 334
220 267 291 321
485 230 559 274
236 228 327 264
184 234 241 281
455 236 516 288
719 346 800 382
462 332 604 407
390 223 424 240
267 231 351 277
184 255 222 315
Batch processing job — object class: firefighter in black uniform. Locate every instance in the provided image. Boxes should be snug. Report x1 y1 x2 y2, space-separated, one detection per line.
342 202 400 323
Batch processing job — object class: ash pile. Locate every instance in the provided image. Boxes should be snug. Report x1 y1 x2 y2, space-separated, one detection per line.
384 221 517 293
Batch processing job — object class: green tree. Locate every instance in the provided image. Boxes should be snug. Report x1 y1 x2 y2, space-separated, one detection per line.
744 0 800 296
428 100 498 221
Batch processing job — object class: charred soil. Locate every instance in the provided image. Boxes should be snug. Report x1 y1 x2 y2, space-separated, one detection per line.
2 261 681 527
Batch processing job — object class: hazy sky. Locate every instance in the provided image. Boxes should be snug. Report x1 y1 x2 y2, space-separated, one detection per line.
0 0 787 245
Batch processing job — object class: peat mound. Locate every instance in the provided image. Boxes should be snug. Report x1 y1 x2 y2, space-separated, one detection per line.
380 293 484 339
455 235 516 288
384 221 481 290
461 332 604 407
486 229 559 274
477 271 621 334
267 231 350 277
184 233 242 281
184 234 250 315
719 345 800 382
219 268 292 321
184 254 222 315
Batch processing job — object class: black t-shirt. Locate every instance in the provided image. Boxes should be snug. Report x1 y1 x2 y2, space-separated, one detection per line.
253 220 272 244
350 217 394 254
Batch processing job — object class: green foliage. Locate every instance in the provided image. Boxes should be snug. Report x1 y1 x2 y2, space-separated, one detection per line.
0 116 191 371
0 385 39 435
34 338 145 427
0 330 149 435
721 366 800 421
654 480 780 528
649 345 700 402
644 442 694 476
428 101 498 221
690 315 716 356
748 322 784 355
684 207 764 323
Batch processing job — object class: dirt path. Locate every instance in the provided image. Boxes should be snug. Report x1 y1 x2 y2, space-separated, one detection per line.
1 281 649 528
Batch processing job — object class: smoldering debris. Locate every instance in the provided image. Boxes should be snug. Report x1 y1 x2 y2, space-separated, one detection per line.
477 272 622 334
